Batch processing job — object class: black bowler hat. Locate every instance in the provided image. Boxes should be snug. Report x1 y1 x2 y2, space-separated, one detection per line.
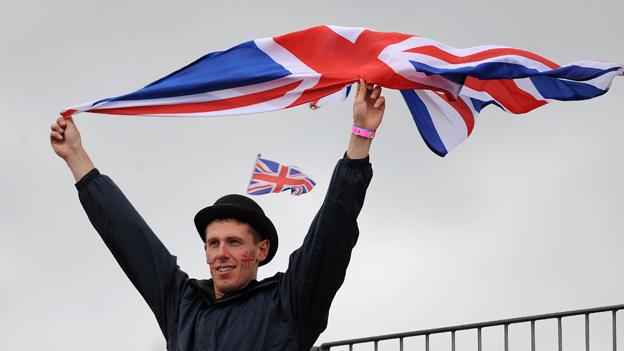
194 194 278 266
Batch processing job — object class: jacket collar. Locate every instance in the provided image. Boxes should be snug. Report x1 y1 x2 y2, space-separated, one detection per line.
190 273 282 306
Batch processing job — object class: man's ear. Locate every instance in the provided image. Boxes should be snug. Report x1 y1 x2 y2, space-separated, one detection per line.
256 239 270 263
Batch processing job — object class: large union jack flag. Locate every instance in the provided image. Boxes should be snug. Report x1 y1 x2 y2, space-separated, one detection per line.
247 157 316 196
61 25 622 156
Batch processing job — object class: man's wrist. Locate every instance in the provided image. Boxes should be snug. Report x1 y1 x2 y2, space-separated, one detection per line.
64 148 95 182
351 125 376 139
346 133 372 160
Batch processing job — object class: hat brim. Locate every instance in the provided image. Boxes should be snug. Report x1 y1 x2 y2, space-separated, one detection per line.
194 204 278 267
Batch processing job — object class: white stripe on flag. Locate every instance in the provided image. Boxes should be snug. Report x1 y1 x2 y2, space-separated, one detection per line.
392 37 554 72
326 25 367 44
514 78 546 101
416 90 470 153
557 68 624 91
378 37 462 94
83 76 308 110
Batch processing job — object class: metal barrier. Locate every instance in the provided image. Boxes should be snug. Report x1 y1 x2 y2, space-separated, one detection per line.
314 304 624 351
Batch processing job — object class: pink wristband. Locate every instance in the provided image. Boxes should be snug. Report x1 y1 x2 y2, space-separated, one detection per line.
351 125 376 139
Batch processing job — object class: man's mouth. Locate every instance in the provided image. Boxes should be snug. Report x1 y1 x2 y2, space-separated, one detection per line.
216 266 235 273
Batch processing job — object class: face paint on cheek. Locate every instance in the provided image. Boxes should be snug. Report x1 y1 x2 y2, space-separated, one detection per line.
240 250 256 270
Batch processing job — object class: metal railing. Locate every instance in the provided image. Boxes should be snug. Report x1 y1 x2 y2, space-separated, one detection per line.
314 304 624 351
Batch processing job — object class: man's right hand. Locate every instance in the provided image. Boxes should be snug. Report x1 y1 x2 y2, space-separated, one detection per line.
50 116 82 159
347 80 386 159
50 116 95 181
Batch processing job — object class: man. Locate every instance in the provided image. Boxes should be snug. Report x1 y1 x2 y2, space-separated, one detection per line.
50 80 385 350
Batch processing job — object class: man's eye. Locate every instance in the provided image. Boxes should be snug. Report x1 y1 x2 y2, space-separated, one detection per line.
229 240 241 246
207 241 218 248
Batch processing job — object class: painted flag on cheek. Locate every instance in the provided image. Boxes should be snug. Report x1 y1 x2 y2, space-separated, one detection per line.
61 25 623 156
247 156 316 196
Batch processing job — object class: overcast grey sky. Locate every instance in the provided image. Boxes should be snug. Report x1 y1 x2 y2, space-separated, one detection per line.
1 0 623 350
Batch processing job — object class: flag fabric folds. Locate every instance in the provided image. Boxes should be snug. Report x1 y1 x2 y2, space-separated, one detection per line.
247 157 316 196
62 25 622 156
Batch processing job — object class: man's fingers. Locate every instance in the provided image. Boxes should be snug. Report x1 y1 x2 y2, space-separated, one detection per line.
370 86 382 99
355 79 367 101
53 116 67 132
374 96 385 110
356 81 384 101
51 122 64 134
50 131 63 141
56 116 67 127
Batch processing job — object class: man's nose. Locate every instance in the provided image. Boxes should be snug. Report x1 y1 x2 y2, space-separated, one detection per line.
215 244 230 260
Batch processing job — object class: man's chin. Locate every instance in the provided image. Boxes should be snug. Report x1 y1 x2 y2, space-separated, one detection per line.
215 281 238 295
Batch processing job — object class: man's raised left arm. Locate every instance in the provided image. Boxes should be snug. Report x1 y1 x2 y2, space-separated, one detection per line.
279 80 386 349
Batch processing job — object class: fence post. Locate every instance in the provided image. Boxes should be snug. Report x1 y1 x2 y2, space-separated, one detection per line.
558 317 562 351
613 310 617 351
531 320 536 351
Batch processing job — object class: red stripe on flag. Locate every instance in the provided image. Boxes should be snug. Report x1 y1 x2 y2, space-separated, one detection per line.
61 109 77 119
405 46 560 69
288 177 314 190
274 26 448 107
256 163 270 174
248 184 272 192
89 81 302 115
436 93 475 136
252 173 311 187
465 77 547 114
272 166 289 193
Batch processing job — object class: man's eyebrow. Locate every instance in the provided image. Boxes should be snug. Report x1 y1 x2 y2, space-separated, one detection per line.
206 235 245 241
225 236 244 241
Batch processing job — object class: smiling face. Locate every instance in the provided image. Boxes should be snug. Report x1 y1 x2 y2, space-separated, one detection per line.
204 218 269 299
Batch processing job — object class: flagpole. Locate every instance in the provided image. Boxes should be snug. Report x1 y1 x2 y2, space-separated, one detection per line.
245 153 261 194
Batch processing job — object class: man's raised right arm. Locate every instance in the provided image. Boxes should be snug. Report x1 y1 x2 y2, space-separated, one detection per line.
50 116 186 340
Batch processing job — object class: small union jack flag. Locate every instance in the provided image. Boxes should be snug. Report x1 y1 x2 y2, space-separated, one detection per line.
247 156 316 196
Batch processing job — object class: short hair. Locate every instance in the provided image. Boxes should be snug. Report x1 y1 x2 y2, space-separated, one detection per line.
206 218 263 244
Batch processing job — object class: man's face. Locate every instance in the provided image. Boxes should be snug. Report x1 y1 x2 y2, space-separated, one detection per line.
204 219 269 299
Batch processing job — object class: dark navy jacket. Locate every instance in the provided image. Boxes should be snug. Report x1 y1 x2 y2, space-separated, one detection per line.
76 155 372 351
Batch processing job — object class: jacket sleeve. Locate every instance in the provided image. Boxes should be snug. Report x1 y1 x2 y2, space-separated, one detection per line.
75 169 188 340
279 154 372 347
